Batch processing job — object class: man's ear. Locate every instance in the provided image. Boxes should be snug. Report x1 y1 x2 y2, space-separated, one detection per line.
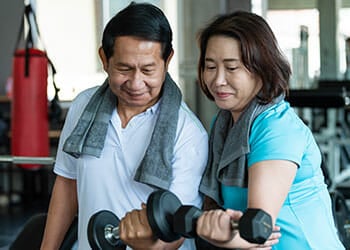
164 49 174 70
98 47 108 72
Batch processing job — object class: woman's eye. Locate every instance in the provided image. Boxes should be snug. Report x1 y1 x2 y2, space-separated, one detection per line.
205 65 216 70
227 67 237 71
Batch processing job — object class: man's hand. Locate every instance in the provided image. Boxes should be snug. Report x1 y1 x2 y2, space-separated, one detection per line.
119 203 184 250
119 203 156 248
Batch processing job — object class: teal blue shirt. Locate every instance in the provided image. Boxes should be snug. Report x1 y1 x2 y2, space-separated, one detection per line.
221 100 344 249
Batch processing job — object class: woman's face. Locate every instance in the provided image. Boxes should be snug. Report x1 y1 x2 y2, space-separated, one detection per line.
203 35 262 121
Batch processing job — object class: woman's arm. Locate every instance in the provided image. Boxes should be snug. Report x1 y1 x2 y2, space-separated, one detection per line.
248 160 297 224
196 159 296 249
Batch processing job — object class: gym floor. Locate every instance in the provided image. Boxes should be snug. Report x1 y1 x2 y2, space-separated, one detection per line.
0 198 49 250
0 166 54 250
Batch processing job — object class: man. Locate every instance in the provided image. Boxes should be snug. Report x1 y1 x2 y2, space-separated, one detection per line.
40 2 208 250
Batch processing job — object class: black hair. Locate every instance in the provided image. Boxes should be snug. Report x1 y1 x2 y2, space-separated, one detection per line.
102 2 173 61
197 11 291 103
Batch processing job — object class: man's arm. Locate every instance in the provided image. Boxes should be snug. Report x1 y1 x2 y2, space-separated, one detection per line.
40 175 78 250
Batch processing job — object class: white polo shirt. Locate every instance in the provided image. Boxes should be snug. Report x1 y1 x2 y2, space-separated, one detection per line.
54 86 208 250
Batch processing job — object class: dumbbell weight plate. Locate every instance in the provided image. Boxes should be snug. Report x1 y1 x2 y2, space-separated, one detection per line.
239 208 273 244
87 210 123 250
147 190 182 242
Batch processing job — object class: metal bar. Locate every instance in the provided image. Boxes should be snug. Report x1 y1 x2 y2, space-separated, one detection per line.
0 155 55 165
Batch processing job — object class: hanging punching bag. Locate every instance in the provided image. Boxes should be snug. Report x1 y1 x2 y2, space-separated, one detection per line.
11 5 49 170
11 48 49 170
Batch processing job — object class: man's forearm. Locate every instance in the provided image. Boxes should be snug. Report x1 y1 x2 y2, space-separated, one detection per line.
40 176 78 250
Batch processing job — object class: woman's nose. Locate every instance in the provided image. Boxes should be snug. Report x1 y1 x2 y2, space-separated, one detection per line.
213 69 227 86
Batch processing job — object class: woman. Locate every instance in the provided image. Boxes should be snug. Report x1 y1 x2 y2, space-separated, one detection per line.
196 11 345 249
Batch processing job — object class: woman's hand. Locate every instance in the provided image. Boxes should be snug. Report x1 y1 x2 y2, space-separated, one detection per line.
247 225 281 250
196 208 281 249
196 209 240 245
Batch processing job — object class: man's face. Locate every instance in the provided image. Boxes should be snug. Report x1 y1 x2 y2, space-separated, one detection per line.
100 36 172 112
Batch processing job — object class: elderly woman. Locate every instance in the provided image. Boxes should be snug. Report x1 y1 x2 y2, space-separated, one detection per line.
196 11 345 249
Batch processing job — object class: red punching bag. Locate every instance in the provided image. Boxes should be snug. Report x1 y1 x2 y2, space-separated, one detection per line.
11 5 49 169
11 48 49 170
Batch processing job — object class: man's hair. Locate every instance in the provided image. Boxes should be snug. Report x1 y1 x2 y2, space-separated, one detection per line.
102 2 173 61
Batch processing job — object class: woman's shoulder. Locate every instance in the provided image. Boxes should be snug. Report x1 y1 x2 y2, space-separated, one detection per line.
252 99 312 140
256 100 302 127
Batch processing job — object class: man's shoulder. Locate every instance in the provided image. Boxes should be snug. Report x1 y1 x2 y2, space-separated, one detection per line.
66 86 101 119
73 85 100 103
178 101 207 135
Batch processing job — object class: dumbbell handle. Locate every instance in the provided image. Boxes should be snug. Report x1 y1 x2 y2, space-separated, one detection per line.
230 220 239 230
174 206 273 244
104 224 120 246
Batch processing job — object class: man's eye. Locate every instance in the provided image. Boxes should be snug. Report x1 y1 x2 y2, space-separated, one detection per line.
118 68 131 72
143 69 154 74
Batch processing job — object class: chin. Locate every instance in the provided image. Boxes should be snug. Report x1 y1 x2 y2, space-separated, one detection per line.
215 100 231 110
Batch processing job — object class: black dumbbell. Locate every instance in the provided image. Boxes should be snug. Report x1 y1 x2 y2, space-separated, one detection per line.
88 190 273 249
87 190 183 250
150 190 273 244
87 210 124 250
173 205 273 244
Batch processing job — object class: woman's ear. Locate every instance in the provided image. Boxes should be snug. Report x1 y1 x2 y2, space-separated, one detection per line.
98 47 108 72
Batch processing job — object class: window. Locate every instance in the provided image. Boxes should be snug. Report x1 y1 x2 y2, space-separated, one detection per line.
266 9 320 88
35 0 178 101
339 7 350 76
36 0 104 101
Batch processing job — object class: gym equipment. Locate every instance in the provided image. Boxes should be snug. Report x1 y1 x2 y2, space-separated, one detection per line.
173 205 272 244
331 191 350 249
87 190 182 250
321 155 350 249
88 190 273 249
9 213 77 250
11 4 61 169
287 88 349 108
12 47 50 170
286 85 350 191
88 210 124 250
12 4 50 170
0 155 55 165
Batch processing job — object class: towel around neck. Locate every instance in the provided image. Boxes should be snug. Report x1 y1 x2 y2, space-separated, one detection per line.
63 73 182 190
199 95 284 205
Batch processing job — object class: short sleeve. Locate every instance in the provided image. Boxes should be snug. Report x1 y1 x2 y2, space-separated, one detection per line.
247 102 310 167
53 87 99 179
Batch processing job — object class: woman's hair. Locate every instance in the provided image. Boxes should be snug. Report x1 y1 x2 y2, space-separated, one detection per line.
197 11 291 103
102 2 173 61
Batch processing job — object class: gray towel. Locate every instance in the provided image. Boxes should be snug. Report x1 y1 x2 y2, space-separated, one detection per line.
63 79 115 158
63 73 182 190
134 74 182 189
199 95 284 205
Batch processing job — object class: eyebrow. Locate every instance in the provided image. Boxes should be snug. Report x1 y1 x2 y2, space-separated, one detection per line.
142 62 157 67
205 58 239 63
115 62 157 68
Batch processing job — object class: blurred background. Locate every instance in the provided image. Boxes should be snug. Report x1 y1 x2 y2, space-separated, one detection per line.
1 0 350 249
